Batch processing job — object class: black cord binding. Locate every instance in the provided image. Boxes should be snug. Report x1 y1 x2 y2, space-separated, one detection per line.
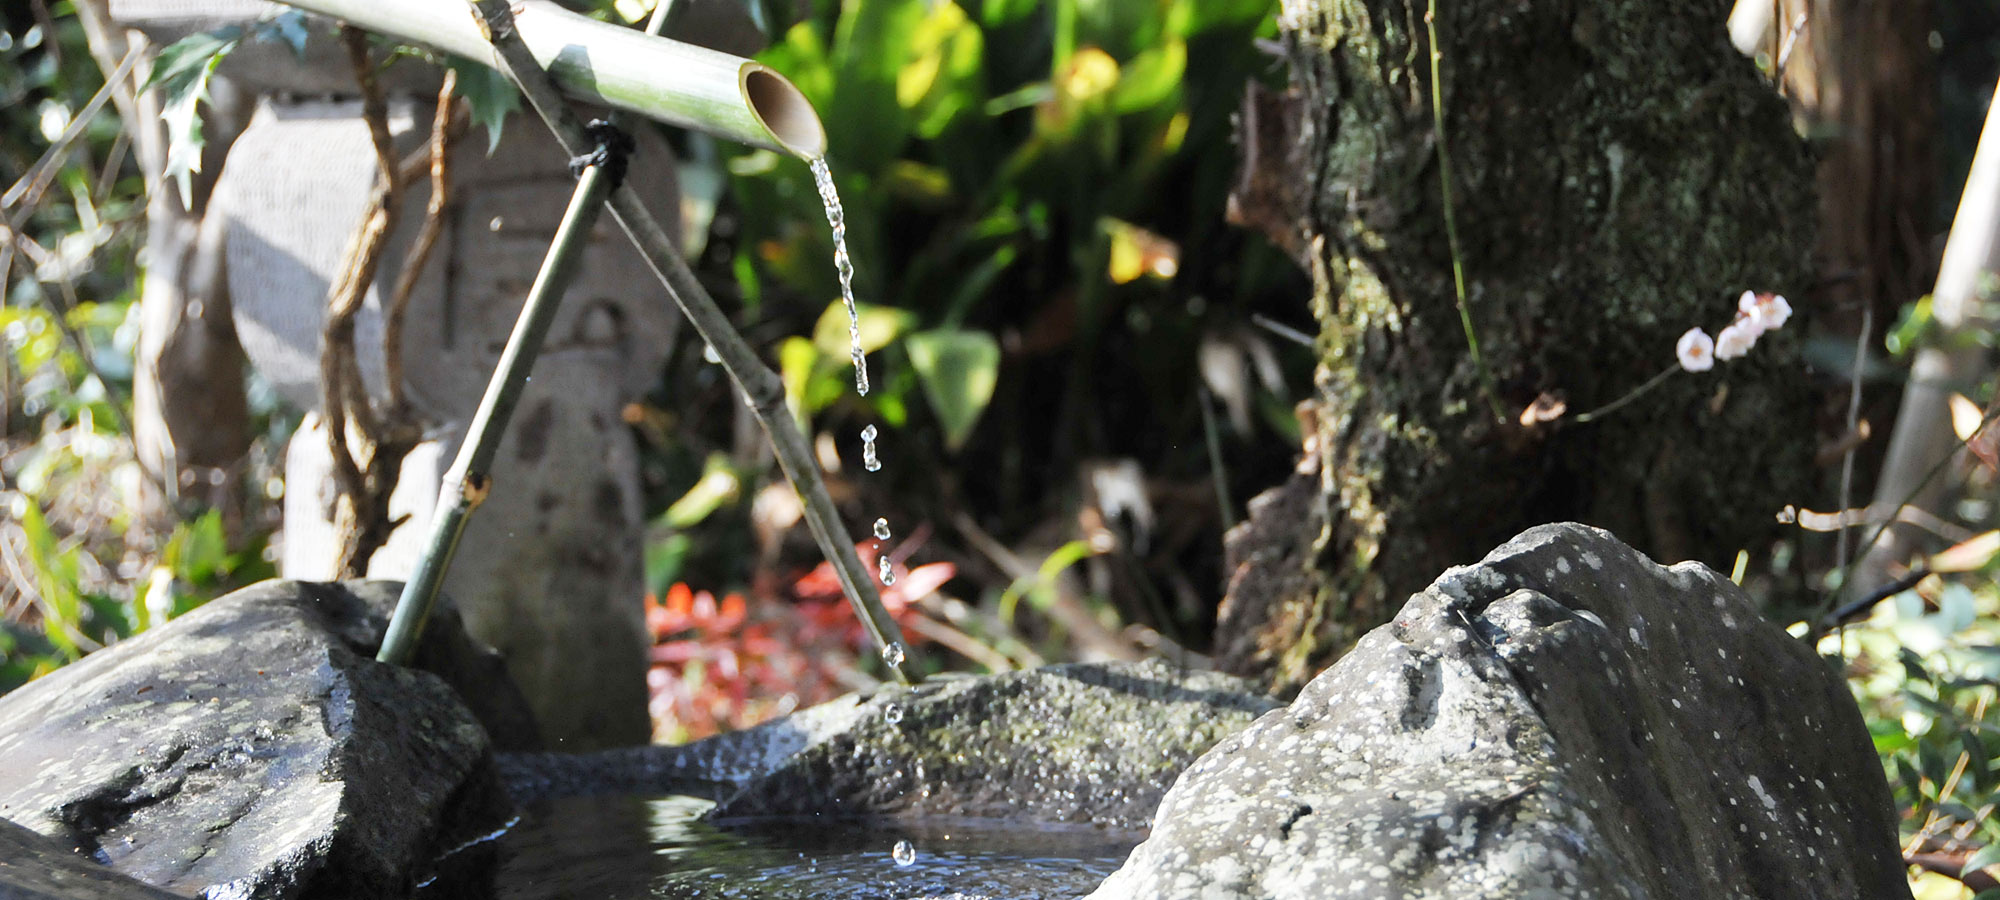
568 119 636 188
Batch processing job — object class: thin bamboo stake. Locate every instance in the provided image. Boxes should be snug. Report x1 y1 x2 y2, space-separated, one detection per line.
376 146 614 666
276 0 824 158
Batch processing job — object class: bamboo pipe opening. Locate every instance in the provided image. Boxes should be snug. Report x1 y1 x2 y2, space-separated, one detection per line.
742 65 826 159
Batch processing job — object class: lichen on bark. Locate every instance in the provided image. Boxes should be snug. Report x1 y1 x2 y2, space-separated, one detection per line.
1217 0 1818 691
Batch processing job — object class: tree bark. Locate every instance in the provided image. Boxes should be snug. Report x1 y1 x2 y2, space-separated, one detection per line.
1217 0 1820 690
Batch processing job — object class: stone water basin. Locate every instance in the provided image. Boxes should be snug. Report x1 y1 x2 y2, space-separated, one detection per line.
492 794 1138 900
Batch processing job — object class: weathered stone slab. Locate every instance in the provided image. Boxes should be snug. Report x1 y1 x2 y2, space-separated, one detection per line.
1090 523 1909 899
0 580 521 899
502 659 1282 831
0 817 187 900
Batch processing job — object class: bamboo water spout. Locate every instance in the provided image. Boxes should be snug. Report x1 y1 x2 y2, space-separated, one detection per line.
275 0 825 159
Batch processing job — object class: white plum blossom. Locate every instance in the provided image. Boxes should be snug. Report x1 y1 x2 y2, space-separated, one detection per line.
1676 327 1715 372
1738 290 1792 332
1714 320 1758 360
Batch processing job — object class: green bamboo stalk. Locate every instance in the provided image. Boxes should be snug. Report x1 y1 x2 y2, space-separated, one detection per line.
276 0 825 159
380 0 915 682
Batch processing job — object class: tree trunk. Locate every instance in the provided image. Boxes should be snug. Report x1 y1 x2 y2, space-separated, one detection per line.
1216 0 1820 690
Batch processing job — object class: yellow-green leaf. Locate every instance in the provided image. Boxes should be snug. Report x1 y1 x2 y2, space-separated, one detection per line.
812 300 914 359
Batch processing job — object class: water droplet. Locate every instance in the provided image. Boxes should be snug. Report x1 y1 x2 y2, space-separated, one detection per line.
811 157 870 396
891 840 916 867
884 703 904 726
860 424 882 473
878 554 896 585
881 642 905 668
702 343 720 364
873 517 891 540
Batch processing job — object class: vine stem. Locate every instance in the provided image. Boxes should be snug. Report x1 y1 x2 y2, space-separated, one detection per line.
1424 2 1505 424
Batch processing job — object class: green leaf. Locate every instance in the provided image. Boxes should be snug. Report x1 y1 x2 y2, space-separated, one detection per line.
446 57 520 156
1900 647 1934 684
18 503 82 660
778 335 820 426
812 300 914 359
980 0 1036 28
144 26 243 208
1966 842 2000 877
664 454 740 528
1111 39 1184 114
905 327 1000 451
255 9 311 58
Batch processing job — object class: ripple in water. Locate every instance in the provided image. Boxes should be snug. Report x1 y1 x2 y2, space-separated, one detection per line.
488 794 1136 900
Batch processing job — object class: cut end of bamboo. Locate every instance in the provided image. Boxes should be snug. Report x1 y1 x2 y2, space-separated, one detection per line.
742 65 825 159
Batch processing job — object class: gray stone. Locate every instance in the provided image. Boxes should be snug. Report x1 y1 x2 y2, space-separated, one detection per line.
0 580 519 899
502 659 1282 830
1090 523 1910 900
0 817 186 900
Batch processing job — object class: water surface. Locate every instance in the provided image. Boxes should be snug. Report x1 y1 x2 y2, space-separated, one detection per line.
496 794 1136 900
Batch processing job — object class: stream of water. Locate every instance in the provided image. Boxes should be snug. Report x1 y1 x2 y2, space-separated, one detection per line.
492 794 1136 900
810 157 869 398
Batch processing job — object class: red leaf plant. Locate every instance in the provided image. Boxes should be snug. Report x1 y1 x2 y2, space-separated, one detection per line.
645 542 953 742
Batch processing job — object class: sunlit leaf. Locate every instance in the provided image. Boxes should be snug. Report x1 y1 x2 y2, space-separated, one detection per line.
144 26 243 208
905 327 999 451
665 454 741 529
1111 39 1184 114
812 300 913 359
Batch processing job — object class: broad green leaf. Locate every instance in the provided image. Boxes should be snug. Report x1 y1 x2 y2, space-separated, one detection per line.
1111 39 1184 115
144 26 243 208
778 335 819 426
980 0 1036 28
446 57 520 155
811 300 913 359
828 0 927 170
1966 842 2000 877
905 327 999 451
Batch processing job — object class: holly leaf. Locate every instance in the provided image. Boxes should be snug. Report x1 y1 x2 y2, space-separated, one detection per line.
447 57 520 155
255 9 311 58
145 26 243 209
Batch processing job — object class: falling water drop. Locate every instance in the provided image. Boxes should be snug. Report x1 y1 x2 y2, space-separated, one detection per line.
878 554 897 586
861 424 882 472
891 839 916 867
809 157 869 396
873 517 892 540
884 703 904 726
881 642 905 668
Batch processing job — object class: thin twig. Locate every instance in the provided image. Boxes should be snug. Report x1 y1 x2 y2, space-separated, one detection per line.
1813 402 2000 642
1571 364 1678 423
1818 567 1930 630
1199 385 1236 532
385 71 462 415
0 45 141 296
1423 0 1505 425
1834 306 1872 573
